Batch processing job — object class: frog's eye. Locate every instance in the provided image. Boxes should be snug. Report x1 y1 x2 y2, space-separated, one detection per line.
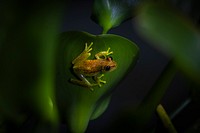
106 56 113 61
104 66 111 71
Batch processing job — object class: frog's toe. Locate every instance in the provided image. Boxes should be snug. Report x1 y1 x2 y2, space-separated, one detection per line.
97 80 106 87
100 80 106 84
89 87 94 91
85 42 93 52
108 51 113 55
106 48 113 56
98 83 102 87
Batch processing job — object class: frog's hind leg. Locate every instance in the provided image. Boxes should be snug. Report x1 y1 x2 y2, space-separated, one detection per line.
70 78 94 91
70 73 96 91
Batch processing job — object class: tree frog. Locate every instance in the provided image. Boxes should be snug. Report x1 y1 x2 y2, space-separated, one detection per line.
70 42 117 91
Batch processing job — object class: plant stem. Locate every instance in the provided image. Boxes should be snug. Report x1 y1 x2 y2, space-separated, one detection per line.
135 61 177 129
170 98 191 119
105 61 177 132
141 61 177 108
157 104 178 133
102 28 109 34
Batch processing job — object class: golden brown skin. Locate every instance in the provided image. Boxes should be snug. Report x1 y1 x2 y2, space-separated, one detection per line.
73 59 116 76
70 42 117 90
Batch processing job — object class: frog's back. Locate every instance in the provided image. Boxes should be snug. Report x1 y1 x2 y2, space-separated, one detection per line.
73 60 103 76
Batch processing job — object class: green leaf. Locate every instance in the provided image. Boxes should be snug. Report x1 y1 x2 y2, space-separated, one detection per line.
91 0 140 33
56 31 139 133
0 0 64 124
135 3 200 84
105 61 177 132
90 95 111 120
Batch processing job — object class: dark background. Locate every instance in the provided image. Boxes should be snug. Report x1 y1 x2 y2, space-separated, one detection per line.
61 0 190 132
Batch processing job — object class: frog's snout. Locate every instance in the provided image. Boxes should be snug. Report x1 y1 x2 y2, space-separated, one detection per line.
106 61 117 72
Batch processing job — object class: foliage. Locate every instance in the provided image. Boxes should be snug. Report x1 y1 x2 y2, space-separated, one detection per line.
56 31 138 133
1 0 200 133
91 0 141 33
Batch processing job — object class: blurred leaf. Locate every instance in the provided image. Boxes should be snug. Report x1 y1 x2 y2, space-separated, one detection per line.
190 85 200 106
91 0 141 33
135 3 200 84
90 95 111 120
105 61 176 132
0 0 64 125
56 31 139 133
170 0 200 24
185 118 200 133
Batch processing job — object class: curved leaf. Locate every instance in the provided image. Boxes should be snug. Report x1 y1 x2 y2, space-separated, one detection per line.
56 31 139 133
0 0 63 125
91 0 140 33
135 3 200 84
90 95 111 120
105 61 177 132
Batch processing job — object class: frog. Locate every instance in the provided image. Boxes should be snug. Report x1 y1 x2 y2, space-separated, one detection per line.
70 42 117 91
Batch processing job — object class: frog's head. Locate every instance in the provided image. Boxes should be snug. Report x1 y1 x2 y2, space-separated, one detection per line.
102 57 117 73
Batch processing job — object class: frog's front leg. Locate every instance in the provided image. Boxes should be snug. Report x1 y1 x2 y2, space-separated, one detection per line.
94 74 106 87
72 42 93 64
95 47 113 59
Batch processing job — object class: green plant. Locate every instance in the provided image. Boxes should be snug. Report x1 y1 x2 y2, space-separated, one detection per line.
1 0 200 133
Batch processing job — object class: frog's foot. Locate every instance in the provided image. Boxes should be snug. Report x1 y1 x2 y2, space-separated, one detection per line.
95 47 113 59
85 42 93 53
106 47 113 56
72 42 93 64
94 74 106 87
